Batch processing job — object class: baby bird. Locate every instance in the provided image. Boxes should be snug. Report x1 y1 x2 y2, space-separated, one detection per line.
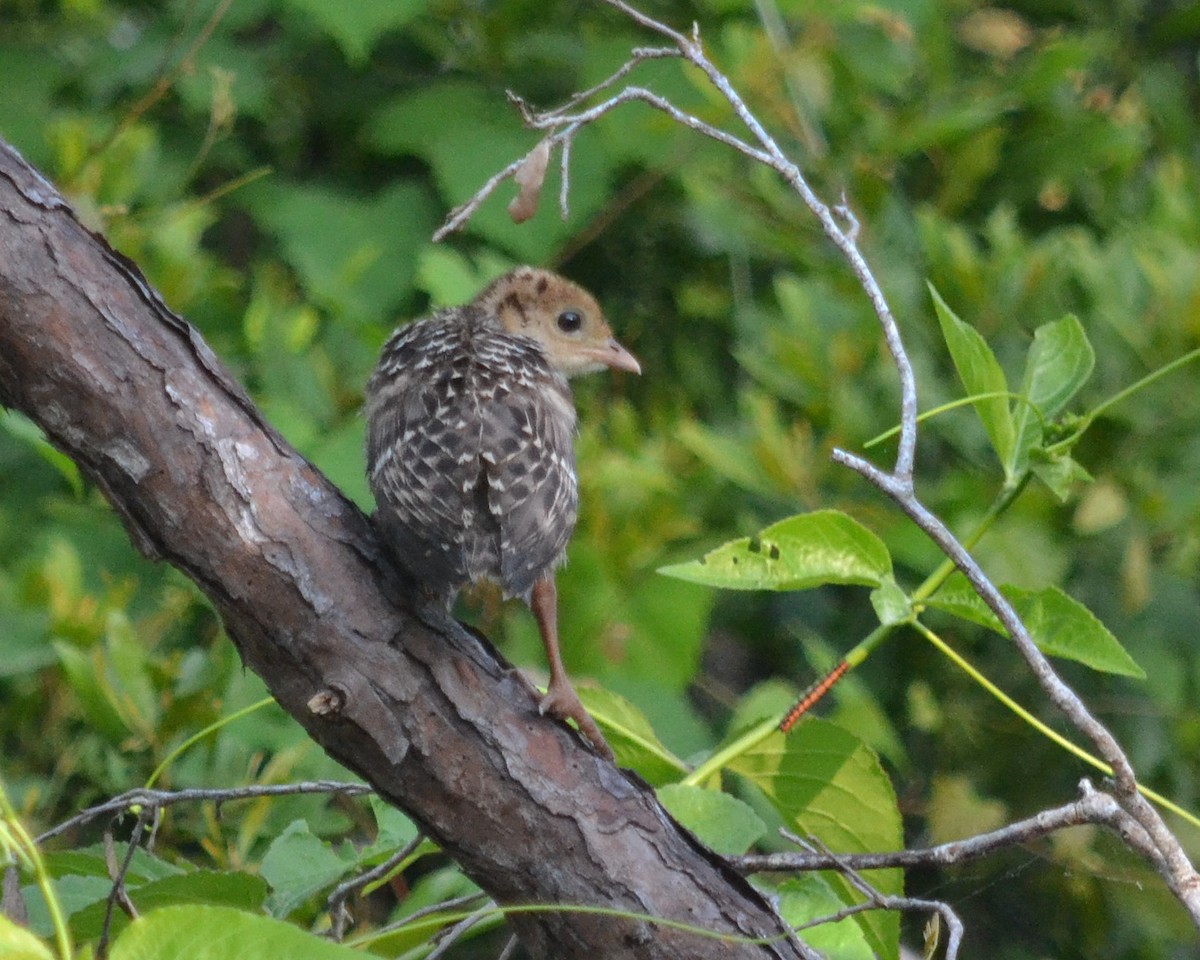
365 267 639 759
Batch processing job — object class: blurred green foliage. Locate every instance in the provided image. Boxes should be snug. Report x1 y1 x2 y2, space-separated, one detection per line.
3 0 1200 956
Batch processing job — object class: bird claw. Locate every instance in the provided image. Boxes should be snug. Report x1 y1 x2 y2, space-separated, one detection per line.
539 683 614 761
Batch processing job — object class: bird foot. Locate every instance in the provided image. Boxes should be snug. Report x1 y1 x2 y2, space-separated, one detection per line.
538 681 614 761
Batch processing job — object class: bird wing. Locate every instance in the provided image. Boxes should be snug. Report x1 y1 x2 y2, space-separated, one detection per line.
475 336 579 600
366 315 483 592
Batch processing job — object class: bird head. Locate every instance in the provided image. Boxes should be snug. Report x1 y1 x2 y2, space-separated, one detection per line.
475 267 641 378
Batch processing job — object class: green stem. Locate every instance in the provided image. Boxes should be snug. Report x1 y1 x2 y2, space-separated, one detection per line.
911 474 1031 606
1046 347 1200 455
0 776 73 960
865 391 1045 450
913 620 1200 832
683 716 779 787
349 900 794 949
689 476 1037 782
145 696 275 788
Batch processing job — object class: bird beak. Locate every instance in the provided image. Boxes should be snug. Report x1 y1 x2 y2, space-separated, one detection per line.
589 338 641 375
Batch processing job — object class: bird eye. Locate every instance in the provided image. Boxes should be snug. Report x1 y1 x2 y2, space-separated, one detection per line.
556 310 583 333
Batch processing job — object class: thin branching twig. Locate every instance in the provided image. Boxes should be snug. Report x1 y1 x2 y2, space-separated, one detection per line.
96 809 150 959
424 906 495 959
734 780 1164 876
794 836 964 960
37 781 371 843
431 0 1200 931
327 833 426 940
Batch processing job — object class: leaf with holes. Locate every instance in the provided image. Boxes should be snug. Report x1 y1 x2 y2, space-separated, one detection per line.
658 510 892 591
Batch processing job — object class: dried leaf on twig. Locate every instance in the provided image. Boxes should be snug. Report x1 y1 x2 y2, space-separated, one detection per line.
507 139 552 224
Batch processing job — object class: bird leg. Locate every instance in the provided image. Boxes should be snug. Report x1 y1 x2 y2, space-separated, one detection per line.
529 575 613 760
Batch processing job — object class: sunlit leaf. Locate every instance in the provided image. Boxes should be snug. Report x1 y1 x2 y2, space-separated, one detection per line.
108 905 364 960
659 510 892 591
0 915 54 960
729 719 902 960
775 874 875 960
657 783 766 854
578 686 690 786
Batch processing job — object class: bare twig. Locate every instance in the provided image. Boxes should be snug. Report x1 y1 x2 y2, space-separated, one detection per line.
594 0 920 480
798 837 964 960
830 452 1200 917
327 833 426 940
733 781 1164 876
97 810 150 959
432 85 772 242
425 906 494 959
366 891 491 942
428 0 1200 931
37 781 371 844
91 0 237 161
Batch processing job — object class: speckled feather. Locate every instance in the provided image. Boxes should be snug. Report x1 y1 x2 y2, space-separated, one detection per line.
366 305 579 602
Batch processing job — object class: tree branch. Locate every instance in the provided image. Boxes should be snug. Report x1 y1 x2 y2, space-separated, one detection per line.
733 781 1165 876
0 138 814 959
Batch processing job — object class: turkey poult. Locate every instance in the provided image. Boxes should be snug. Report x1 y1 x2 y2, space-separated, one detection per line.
365 267 640 759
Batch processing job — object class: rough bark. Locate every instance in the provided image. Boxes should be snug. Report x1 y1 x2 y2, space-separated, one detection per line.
0 139 811 959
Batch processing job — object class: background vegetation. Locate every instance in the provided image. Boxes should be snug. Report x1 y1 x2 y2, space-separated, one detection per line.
2 0 1200 956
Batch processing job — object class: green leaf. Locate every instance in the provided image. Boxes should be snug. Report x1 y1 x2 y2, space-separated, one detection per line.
577 686 690 786
548 541 712 692
416 247 514 308
105 610 159 738
308 418 370 511
1011 314 1095 475
43 846 185 885
929 284 1015 472
676 420 782 499
20 874 111 937
68 872 271 941
658 510 892 591
1029 447 1093 502
656 784 767 854
363 796 421 860
729 719 902 960
280 0 429 65
869 578 913 626
619 574 714 689
53 641 129 744
241 181 437 325
260 821 356 918
369 867 486 956
369 82 611 263
0 915 54 960
775 874 875 960
108 905 365 960
0 607 54 677
927 576 1144 677
1020 315 1095 418
0 410 82 495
